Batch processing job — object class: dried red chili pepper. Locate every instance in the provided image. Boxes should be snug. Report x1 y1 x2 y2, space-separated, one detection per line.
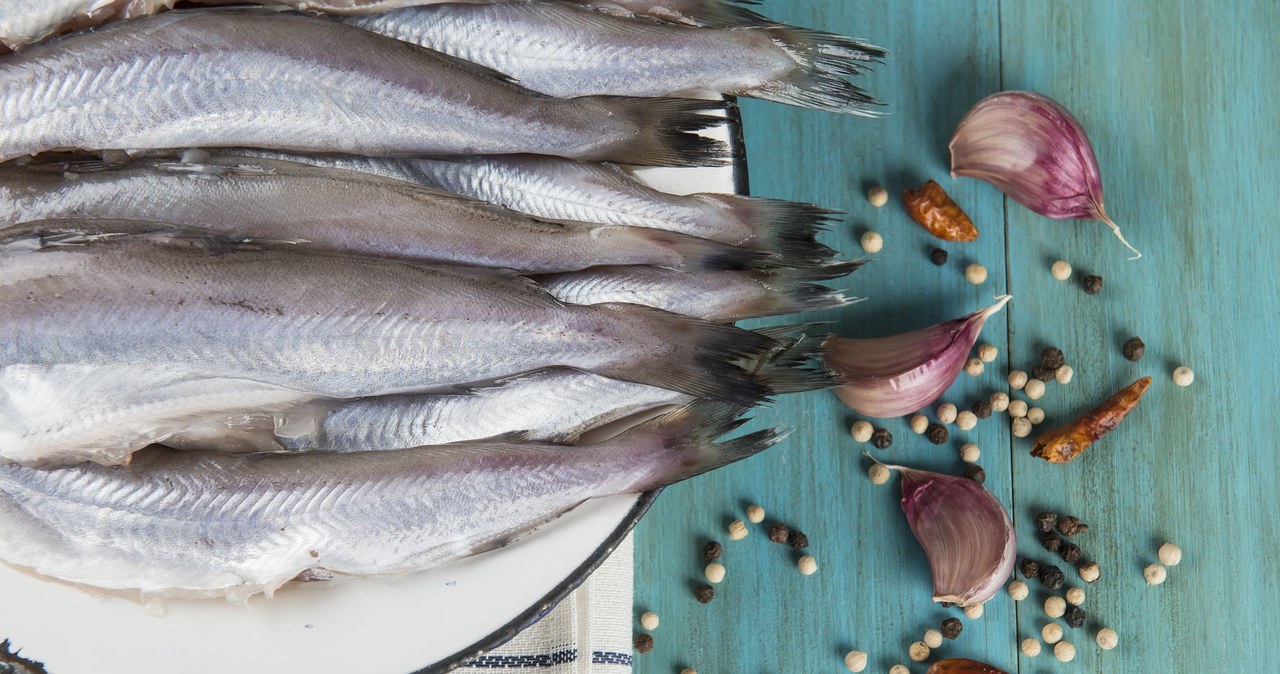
926 658 1008 674
903 180 980 242
1031 377 1152 463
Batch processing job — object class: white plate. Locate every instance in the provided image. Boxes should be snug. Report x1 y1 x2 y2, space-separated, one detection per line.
0 100 747 674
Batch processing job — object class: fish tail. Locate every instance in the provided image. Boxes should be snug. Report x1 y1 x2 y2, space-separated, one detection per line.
695 194 842 249
584 96 730 167
623 400 788 490
736 268 862 319
749 325 841 393
743 26 887 116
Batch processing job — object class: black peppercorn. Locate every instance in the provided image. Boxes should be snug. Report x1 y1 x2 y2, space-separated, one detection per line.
940 617 963 640
694 584 715 603
1020 559 1041 579
702 541 722 562
971 400 992 419
1035 512 1059 533
1082 274 1103 294
871 428 892 449
1031 365 1055 382
634 633 654 654
767 523 790 544
964 464 986 485
788 530 809 549
1057 516 1089 537
1122 336 1146 361
1064 605 1086 629
930 248 949 266
1039 564 1065 590
1060 542 1083 565
1039 530 1062 553
1041 347 1065 370
925 423 948 445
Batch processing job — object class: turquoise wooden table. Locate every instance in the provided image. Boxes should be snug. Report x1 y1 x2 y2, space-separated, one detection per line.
634 1 1279 672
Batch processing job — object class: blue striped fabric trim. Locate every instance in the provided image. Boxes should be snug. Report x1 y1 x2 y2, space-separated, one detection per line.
591 651 633 666
462 648 632 669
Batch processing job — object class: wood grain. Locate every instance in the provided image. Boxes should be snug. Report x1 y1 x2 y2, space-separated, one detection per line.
634 1 1279 672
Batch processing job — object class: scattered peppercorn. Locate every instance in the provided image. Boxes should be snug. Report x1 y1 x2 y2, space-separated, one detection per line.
1036 512 1059 532
1060 542 1082 565
871 428 892 449
1040 564 1065 590
860 230 884 254
971 400 992 419
1143 564 1167 585
1021 559 1041 579
1039 530 1062 553
940 617 963 640
796 555 818 575
964 464 986 485
1078 561 1101 583
1041 347 1065 369
1031 365 1055 382
925 423 948 445
634 633 654 653
788 530 809 549
694 585 715 603
1024 379 1046 400
1082 274 1103 294
867 185 889 208
702 541 722 562
1057 516 1088 537
930 248 949 266
1122 336 1146 361
1064 605 1086 629
768 523 790 544
1158 542 1183 566
1173 366 1195 387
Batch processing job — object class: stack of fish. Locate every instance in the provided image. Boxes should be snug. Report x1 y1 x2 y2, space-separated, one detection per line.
0 0 881 603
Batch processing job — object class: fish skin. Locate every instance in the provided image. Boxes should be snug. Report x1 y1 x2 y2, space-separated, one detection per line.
345 3 885 115
0 157 769 273
0 402 784 601
0 0 173 50
0 10 726 166
0 234 802 465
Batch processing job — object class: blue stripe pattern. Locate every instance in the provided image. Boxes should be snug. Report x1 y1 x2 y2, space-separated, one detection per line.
462 648 632 669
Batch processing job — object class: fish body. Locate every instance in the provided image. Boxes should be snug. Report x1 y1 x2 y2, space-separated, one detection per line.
0 0 173 50
346 3 884 114
0 402 784 601
0 157 767 273
0 10 725 165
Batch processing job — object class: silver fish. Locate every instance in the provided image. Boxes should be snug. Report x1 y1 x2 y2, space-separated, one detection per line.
0 234 825 465
0 157 775 273
345 3 884 114
0 402 784 602
0 0 173 50
537 265 861 322
224 150 841 256
0 10 726 166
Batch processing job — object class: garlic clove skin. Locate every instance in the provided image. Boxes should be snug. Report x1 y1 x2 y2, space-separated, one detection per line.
824 296 1010 418
926 658 1009 674
950 91 1140 260
889 463 1016 607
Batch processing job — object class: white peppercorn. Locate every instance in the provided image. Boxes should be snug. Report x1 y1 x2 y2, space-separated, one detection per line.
1021 638 1042 657
728 519 748 541
889 665 909 674
961 443 981 463
908 641 930 662
1042 622 1064 644
1024 379 1046 400
1054 641 1076 663
797 555 817 576
1008 580 1029 600
681 669 697 674
640 611 659 630
1027 407 1045 425
851 420 873 443
704 562 726 584
910 414 929 434
1173 366 1195 387
1051 260 1072 281
976 343 998 363
1055 364 1074 384
964 263 988 285
936 403 958 424
860 230 884 254
1158 542 1182 566
1096 628 1119 650
1078 561 1100 583
844 650 868 673
1065 587 1085 606
963 602 984 619
989 391 1009 412
923 629 943 649
1012 417 1033 438
867 185 889 208
869 463 890 484
1144 563 1167 585
1008 370 1028 390
746 504 765 524
964 357 985 377
956 410 978 430
1044 595 1066 618
1008 399 1028 418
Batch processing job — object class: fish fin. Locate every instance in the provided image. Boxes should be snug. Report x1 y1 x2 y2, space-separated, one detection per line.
580 96 730 167
692 194 843 249
751 330 840 393
734 270 862 319
625 400 788 489
736 26 886 116
654 0 771 27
